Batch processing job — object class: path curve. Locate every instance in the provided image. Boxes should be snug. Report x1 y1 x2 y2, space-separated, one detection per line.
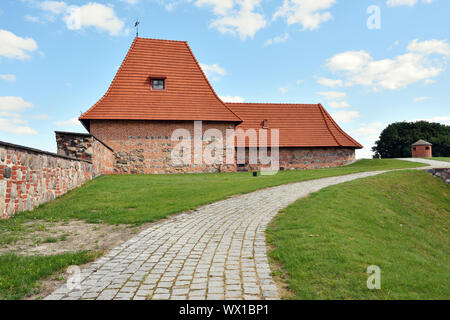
396 158 450 168
46 170 393 300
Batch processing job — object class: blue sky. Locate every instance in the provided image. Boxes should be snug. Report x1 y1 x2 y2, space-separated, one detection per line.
0 0 449 158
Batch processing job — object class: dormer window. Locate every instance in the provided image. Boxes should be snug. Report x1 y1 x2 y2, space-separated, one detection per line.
152 79 165 90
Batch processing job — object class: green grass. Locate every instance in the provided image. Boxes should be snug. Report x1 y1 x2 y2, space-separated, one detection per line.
0 251 100 300
0 159 426 228
425 157 450 162
267 170 450 300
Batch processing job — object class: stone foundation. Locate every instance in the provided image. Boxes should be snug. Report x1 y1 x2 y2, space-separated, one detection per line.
236 147 356 171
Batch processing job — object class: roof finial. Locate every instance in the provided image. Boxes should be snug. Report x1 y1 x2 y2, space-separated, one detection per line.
135 21 140 38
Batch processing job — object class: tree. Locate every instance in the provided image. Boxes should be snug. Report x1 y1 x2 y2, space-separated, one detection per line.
372 121 450 158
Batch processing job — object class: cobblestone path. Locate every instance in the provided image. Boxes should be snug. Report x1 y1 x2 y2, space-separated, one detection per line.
46 171 388 300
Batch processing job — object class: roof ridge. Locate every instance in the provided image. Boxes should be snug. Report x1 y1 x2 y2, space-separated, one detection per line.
79 37 139 123
226 102 318 105
135 36 187 43
183 41 242 122
317 103 341 147
318 103 363 148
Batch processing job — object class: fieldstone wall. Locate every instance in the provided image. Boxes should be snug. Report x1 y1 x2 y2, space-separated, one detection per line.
56 131 114 175
0 141 95 219
90 120 237 174
236 147 356 171
428 168 450 184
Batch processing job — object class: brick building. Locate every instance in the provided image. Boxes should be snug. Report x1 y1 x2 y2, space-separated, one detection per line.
70 37 362 174
412 139 432 158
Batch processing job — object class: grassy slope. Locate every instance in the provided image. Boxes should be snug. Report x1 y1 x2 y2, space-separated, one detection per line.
0 251 100 300
267 170 450 300
2 159 426 226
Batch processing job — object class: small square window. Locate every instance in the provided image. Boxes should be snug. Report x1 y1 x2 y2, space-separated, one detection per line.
152 79 165 90
426 146 430 150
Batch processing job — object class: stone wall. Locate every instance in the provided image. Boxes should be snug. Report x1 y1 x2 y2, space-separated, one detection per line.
89 120 236 174
428 168 450 184
0 141 95 219
237 147 356 171
55 131 114 175
89 120 356 174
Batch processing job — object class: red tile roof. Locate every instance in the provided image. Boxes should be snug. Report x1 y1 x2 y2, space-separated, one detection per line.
79 37 241 125
227 103 362 148
79 37 362 149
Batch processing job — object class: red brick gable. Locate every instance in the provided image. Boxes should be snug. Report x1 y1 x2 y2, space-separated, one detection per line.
79 37 241 128
227 103 363 148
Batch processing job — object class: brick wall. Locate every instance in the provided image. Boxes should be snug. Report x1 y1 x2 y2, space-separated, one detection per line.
56 131 115 175
0 141 95 219
89 120 237 174
412 145 432 158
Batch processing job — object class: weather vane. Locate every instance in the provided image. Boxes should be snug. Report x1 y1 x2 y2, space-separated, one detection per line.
135 21 140 37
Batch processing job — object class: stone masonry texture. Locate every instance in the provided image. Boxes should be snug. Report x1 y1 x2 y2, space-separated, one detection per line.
55 131 114 175
89 120 356 174
45 171 387 301
0 141 109 219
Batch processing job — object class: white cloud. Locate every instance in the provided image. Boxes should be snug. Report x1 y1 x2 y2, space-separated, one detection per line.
327 51 372 73
39 1 68 14
264 33 289 47
200 63 227 80
27 1 126 36
352 122 384 159
0 96 33 112
296 79 304 85
387 0 434 7
331 110 360 123
273 0 336 30
317 91 350 108
0 29 38 60
317 91 346 100
195 0 266 40
329 101 350 108
0 74 16 82
219 95 245 103
0 118 37 136
407 38 450 56
54 117 82 127
24 15 42 23
63 3 126 36
121 0 141 4
0 95 38 135
29 114 50 120
413 96 430 103
278 87 289 94
317 77 343 88
412 116 450 125
324 39 450 91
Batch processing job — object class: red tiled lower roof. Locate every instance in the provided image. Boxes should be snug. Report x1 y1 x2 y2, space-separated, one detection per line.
227 103 363 148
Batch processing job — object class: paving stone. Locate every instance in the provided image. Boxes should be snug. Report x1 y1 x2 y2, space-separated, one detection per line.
46 171 386 300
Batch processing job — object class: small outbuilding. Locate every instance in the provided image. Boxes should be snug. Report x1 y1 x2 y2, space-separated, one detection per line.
412 139 432 158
